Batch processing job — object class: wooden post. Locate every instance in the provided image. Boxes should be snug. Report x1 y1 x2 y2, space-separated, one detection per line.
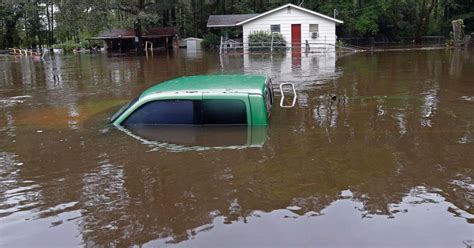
119 37 122 53
271 32 274 53
464 35 471 47
219 36 223 54
324 36 326 51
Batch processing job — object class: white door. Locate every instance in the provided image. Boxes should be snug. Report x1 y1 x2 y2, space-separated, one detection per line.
187 40 197 51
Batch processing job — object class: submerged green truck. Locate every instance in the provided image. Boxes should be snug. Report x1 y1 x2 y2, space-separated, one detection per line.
111 74 275 126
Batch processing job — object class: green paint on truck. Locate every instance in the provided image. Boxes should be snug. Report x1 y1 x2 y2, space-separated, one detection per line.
111 74 274 126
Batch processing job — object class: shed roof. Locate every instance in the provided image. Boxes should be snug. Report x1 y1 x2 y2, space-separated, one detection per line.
183 37 203 41
207 14 259 27
91 27 179 39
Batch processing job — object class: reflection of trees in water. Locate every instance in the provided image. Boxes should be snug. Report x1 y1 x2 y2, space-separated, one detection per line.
297 49 474 218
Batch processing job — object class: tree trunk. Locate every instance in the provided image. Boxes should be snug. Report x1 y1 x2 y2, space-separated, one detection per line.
3 5 23 48
50 3 54 46
415 0 436 43
192 0 197 37
134 18 144 55
46 2 51 47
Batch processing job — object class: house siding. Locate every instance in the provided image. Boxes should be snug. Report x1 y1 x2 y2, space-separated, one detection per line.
242 7 337 51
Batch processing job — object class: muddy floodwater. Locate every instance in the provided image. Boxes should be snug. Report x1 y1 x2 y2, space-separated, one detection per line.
0 49 473 247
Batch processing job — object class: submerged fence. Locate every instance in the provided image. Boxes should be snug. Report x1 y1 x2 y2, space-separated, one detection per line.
339 36 446 47
8 48 44 57
219 36 345 54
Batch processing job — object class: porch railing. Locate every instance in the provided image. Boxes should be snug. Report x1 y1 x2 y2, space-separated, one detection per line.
219 36 339 54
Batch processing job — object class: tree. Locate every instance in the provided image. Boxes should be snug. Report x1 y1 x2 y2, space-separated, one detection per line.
1 3 24 49
109 0 162 55
415 0 438 43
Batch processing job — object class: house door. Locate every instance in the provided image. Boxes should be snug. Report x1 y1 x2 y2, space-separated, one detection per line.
291 24 301 47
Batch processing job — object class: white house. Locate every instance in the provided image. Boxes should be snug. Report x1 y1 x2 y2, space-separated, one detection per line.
207 4 343 51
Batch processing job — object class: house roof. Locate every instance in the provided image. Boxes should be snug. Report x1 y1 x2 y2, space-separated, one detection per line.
237 4 343 25
207 14 259 27
91 27 179 39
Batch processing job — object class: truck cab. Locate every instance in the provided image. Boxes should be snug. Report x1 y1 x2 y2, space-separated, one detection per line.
111 74 274 126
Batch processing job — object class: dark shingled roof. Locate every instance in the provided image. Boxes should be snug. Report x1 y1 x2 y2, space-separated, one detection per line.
93 27 179 39
207 14 259 27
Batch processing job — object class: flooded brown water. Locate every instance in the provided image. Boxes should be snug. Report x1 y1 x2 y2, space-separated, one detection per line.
0 49 473 247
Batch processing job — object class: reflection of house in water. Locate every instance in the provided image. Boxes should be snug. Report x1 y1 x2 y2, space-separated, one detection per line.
88 27 179 52
242 52 338 83
240 51 340 107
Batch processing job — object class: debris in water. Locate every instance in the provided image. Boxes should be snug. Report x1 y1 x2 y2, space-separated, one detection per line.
463 240 474 248
286 205 302 211
36 130 43 133
50 220 63 227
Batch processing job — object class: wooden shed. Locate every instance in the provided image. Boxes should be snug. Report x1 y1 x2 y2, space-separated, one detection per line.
89 27 179 52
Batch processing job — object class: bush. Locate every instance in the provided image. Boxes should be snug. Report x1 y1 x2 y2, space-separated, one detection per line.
201 33 220 49
56 40 79 51
336 39 346 50
54 40 91 51
248 31 286 51
79 40 90 49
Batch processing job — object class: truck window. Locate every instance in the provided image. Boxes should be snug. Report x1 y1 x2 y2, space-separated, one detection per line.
110 96 139 123
123 100 201 125
265 80 274 117
202 99 247 125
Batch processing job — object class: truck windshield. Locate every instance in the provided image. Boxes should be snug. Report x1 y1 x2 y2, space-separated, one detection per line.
110 96 139 123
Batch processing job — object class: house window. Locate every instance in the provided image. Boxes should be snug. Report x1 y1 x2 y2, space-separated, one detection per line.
271 25 280 33
309 24 319 39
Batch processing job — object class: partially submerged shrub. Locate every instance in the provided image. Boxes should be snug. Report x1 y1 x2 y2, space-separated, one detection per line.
54 40 91 51
79 40 90 49
59 40 78 51
248 31 286 51
201 33 220 49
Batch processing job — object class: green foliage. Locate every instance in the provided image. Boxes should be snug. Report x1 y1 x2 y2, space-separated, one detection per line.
80 40 91 49
336 39 346 47
1 0 473 49
201 32 220 49
248 31 286 51
57 40 78 52
355 10 379 36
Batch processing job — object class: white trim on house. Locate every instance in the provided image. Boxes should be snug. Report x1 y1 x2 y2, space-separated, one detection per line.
207 24 239 27
236 4 343 26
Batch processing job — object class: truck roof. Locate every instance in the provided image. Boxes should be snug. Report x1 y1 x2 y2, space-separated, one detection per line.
140 74 268 98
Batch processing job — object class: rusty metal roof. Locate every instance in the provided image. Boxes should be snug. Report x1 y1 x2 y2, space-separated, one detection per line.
207 14 259 27
92 27 179 39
